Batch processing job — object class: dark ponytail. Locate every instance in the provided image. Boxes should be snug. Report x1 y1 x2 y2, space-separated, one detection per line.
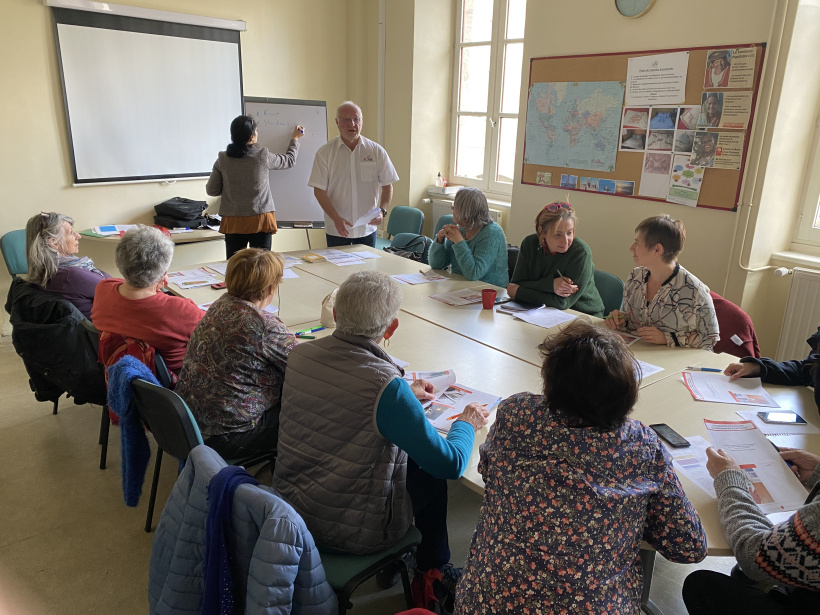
226 115 258 158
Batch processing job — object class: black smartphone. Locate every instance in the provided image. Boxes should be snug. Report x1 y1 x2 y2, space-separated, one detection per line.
757 411 807 425
649 423 690 448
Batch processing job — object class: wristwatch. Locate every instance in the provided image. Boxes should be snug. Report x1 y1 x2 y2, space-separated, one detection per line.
379 207 388 217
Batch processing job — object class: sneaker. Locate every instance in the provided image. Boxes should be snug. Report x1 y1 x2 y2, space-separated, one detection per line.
439 563 464 596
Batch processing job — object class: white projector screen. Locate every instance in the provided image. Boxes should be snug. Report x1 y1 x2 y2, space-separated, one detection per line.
52 8 243 184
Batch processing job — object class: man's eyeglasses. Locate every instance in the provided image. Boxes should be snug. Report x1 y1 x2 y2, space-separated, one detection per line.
544 201 571 212
338 117 362 125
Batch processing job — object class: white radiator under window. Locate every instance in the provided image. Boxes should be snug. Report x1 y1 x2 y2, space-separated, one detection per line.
776 267 820 361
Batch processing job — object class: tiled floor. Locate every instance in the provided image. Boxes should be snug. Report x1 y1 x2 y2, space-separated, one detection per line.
0 335 735 614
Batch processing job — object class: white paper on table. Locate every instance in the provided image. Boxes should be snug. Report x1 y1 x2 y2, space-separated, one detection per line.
349 251 381 259
388 354 410 368
311 249 349 259
423 383 501 435
635 359 663 381
735 410 820 436
513 306 577 329
430 288 484 306
206 261 229 276
167 267 219 289
392 270 448 285
93 224 138 235
682 372 780 407
327 255 366 267
403 370 457 397
615 331 641 346
281 269 299 279
282 255 303 268
197 302 213 311
668 435 717 498
351 207 381 229
263 304 279 314
705 419 807 514
167 228 194 234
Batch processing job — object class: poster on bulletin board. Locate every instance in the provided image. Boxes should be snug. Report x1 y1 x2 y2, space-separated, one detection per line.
521 44 765 211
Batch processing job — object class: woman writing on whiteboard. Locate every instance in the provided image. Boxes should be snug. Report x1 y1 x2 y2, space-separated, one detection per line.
207 115 304 259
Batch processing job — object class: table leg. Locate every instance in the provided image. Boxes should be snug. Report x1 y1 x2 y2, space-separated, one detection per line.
640 548 664 615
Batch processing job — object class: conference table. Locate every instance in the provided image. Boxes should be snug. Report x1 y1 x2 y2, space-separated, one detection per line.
167 245 820 614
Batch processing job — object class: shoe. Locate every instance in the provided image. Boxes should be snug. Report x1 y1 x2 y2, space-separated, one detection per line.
439 563 464 596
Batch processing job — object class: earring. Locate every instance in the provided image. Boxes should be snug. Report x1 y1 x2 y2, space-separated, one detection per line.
383 336 390 348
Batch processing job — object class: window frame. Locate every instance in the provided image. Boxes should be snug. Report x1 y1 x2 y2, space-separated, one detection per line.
792 117 820 250
449 0 524 199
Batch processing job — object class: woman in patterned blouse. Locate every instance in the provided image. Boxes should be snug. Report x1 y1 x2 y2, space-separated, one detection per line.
455 322 707 614
176 248 296 460
605 215 719 350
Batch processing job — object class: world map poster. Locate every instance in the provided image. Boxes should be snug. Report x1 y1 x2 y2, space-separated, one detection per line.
524 81 625 172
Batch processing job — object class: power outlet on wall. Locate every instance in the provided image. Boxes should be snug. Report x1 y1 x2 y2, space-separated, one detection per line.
376 230 387 238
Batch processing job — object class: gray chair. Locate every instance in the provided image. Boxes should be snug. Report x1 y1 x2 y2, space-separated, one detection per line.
375 206 425 250
1 229 27 278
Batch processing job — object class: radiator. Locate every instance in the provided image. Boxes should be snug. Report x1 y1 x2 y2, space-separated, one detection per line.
776 266 820 361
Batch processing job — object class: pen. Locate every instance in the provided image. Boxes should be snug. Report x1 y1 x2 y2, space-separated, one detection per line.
296 335 315 340
446 413 462 421
296 326 326 335
686 366 722 372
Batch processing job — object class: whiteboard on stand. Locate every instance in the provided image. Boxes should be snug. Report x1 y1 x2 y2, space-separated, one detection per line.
244 97 327 228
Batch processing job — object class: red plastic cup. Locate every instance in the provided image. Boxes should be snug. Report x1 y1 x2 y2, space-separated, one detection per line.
481 288 497 309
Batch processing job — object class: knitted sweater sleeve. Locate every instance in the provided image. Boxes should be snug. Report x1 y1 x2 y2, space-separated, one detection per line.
714 466 820 590
512 237 595 310
376 378 475 479
450 223 506 283
428 238 453 272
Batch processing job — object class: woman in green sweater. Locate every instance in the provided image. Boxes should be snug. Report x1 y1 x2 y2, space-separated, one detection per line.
428 188 509 287
506 201 604 316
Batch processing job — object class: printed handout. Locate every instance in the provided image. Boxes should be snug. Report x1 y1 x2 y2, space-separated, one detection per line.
667 154 705 207
668 435 717 497
403 370 457 397
206 262 229 276
281 269 299 279
639 152 674 198
705 420 806 514
430 288 485 306
635 359 663 381
93 224 138 236
682 371 780 407
167 267 219 289
422 383 501 435
626 51 689 106
351 207 381 229
348 251 381 260
393 270 448 285
512 306 577 329
712 132 745 170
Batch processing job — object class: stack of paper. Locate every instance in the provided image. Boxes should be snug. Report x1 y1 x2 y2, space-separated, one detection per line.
393 270 448 285
429 288 484 306
513 306 577 329
309 249 366 267
682 372 780 407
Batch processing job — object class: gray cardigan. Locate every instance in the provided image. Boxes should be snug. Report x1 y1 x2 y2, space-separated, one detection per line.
207 141 299 217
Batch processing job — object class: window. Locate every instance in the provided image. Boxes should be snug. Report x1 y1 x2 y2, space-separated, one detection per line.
450 0 526 197
793 125 820 249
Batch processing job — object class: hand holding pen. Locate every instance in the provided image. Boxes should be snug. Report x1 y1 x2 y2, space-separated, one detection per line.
453 402 490 432
604 310 626 330
553 269 578 297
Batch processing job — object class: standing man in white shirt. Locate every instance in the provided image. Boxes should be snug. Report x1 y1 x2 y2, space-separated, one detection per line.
309 101 399 247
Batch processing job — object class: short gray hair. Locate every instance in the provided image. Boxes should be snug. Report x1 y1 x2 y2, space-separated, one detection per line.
115 226 174 289
336 101 362 118
453 187 492 230
25 211 74 286
335 271 402 339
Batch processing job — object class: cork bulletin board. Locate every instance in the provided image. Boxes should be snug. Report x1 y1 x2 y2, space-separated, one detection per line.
521 44 765 211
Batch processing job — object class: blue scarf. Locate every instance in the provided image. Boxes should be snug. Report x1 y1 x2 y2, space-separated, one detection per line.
202 465 260 615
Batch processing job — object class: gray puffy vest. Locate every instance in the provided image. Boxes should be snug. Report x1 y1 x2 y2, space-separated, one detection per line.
272 331 412 554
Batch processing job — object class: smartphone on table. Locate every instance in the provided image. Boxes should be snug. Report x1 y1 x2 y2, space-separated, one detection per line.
649 423 690 448
756 411 807 425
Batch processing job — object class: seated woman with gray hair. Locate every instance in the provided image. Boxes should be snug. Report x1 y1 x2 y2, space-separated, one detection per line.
25 211 111 318
273 270 489 587
91 226 204 374
428 187 509 287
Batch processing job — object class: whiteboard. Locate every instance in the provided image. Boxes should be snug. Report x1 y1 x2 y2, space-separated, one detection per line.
245 98 328 228
53 9 242 183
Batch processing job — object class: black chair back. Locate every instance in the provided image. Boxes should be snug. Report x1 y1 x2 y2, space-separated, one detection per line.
131 379 203 460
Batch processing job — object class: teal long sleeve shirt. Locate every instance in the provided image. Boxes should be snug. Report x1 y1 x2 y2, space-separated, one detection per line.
428 221 509 287
510 234 604 317
376 378 475 479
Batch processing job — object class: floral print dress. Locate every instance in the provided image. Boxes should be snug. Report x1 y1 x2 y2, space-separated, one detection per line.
455 393 707 614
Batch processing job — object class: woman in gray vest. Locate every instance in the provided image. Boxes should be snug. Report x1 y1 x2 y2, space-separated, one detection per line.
273 271 489 588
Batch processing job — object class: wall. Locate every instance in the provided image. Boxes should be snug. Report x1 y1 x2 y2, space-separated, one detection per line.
0 0 358 328
509 0 785 352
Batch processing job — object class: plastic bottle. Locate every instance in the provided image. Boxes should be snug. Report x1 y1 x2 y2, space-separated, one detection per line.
436 172 443 188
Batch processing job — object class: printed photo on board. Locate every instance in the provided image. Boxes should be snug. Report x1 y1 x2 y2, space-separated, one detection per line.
704 49 732 88
697 92 723 128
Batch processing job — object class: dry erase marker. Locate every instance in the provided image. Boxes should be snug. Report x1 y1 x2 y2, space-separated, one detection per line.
296 335 315 340
686 366 722 373
296 326 326 335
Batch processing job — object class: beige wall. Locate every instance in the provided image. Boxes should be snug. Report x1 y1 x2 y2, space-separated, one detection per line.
0 0 359 327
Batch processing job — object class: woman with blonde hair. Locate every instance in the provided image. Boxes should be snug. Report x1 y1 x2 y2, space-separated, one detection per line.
25 211 110 317
176 248 296 459
506 201 604 316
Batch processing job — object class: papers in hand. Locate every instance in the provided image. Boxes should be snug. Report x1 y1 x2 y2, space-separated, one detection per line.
682 372 780 407
167 267 218 289
404 370 501 435
393 270 448 285
351 207 381 229
704 419 807 514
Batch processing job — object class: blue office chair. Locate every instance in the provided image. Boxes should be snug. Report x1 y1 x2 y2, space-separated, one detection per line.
375 206 424 250
434 214 454 236
1 229 27 278
593 270 625 315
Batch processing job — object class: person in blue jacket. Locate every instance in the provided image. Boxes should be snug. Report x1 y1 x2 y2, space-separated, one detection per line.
428 187 509 287
724 326 820 416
